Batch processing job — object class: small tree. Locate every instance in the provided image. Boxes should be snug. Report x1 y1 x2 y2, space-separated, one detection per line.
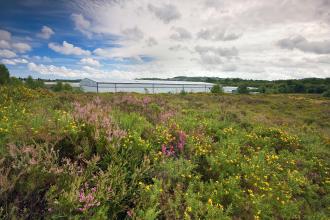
211 84 224 94
25 76 45 89
63 83 73 91
25 76 35 88
322 90 330 98
52 82 73 92
0 64 10 85
53 82 63 92
237 85 249 94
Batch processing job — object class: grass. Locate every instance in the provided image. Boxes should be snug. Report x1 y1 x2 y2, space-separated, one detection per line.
0 85 329 219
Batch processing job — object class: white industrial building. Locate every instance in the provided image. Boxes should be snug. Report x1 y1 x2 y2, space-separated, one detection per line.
80 78 215 93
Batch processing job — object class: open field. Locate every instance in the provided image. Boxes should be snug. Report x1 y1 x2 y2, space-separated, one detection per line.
0 86 329 219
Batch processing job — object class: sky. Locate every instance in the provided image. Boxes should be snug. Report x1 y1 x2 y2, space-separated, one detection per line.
0 0 330 80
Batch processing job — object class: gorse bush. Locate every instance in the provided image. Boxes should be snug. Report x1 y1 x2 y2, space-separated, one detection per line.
0 86 329 219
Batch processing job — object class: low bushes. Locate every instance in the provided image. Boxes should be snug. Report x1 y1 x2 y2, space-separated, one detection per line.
0 87 329 219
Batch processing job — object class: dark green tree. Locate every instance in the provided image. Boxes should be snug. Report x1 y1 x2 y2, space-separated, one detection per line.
237 85 249 94
0 64 10 85
211 84 224 94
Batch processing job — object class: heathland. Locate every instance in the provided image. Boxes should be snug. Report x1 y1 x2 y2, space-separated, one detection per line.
0 85 329 219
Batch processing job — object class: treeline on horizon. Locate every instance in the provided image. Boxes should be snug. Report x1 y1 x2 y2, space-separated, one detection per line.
140 76 330 95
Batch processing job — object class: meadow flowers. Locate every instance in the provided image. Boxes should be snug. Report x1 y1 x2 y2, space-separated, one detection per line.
78 183 100 212
160 127 187 157
73 98 126 143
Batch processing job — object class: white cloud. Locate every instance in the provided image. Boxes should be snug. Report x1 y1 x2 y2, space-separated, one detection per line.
12 42 32 53
37 26 55 39
0 49 17 58
0 29 32 54
79 57 101 67
277 35 330 54
0 29 11 41
32 55 52 62
1 59 16 65
27 62 136 80
170 27 192 41
0 40 10 49
1 58 28 65
148 3 181 24
49 41 91 56
71 13 92 38
146 37 158 47
28 62 83 77
121 27 144 41
16 0 329 79
197 27 242 41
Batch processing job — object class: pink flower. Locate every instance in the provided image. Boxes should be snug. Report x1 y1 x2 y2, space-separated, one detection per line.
162 145 167 155
127 210 133 218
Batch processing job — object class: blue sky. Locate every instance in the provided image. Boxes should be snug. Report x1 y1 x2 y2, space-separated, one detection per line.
0 0 330 80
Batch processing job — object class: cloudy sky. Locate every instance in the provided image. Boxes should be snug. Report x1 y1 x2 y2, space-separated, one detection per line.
1 0 330 80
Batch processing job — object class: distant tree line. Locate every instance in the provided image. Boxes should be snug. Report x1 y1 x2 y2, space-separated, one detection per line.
141 76 330 96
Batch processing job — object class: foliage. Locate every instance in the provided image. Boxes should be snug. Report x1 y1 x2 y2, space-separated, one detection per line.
0 86 329 219
52 81 73 92
211 84 224 94
25 76 45 89
237 85 249 94
0 64 10 85
322 90 330 98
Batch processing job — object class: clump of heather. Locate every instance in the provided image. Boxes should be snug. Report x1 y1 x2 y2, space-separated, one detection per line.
78 183 100 212
73 97 126 143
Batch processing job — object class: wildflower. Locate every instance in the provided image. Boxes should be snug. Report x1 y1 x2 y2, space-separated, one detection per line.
127 210 133 218
208 198 213 206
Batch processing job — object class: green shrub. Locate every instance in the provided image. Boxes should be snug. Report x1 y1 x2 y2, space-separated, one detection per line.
322 90 330 97
237 85 249 94
25 76 45 89
52 81 73 92
211 84 224 94
0 64 10 85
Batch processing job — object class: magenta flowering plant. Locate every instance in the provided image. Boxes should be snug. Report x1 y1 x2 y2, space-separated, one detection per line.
77 183 100 212
161 127 187 157
73 98 126 143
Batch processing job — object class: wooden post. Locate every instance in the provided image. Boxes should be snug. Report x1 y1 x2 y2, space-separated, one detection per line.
96 82 99 93
115 83 117 93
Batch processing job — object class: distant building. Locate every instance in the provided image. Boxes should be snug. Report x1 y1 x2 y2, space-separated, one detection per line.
80 78 215 93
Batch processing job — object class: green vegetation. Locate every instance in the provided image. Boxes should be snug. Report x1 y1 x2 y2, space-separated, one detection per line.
0 84 329 219
0 64 10 85
52 81 73 92
0 64 329 219
211 84 224 94
25 75 45 89
237 85 249 94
